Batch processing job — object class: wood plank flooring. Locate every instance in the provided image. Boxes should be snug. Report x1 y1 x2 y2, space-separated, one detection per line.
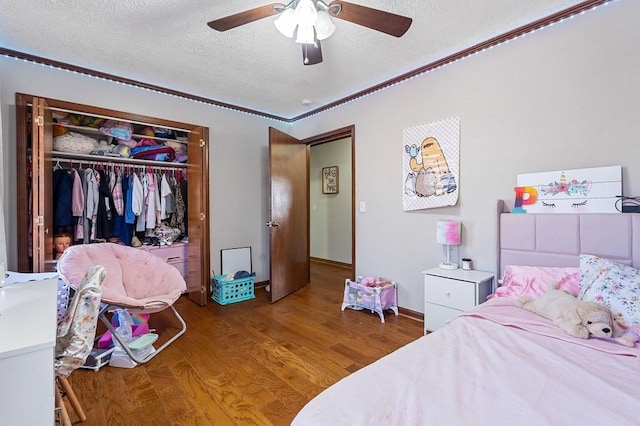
67 262 423 425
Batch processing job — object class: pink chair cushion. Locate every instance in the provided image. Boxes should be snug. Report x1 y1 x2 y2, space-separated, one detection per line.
58 243 186 313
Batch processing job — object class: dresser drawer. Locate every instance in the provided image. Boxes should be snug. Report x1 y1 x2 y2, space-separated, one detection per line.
424 303 463 332
147 244 187 264
425 275 475 310
167 260 187 277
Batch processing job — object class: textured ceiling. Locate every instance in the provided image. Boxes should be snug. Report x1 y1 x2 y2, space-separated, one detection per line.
0 0 588 119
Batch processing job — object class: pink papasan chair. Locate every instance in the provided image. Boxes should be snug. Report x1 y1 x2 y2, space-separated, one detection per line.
57 243 187 364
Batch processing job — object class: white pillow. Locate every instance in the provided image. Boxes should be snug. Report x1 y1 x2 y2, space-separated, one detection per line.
579 254 640 324
53 132 97 154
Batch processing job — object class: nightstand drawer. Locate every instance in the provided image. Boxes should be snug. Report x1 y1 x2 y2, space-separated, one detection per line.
425 276 475 310
424 303 462 332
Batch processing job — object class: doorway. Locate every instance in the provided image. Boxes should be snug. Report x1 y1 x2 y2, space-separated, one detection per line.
309 138 352 268
268 125 355 303
305 126 355 279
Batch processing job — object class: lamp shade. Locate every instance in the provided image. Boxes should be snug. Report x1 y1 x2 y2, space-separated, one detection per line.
436 220 461 246
275 0 337 46
295 25 315 44
315 10 336 40
294 0 318 27
274 8 297 38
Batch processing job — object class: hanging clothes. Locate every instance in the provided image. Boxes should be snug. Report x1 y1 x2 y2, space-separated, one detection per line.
45 157 185 249
71 169 84 243
89 170 100 240
125 173 136 225
75 168 85 242
83 168 99 244
145 171 157 230
169 174 186 234
53 168 74 228
111 171 124 216
95 169 114 239
160 173 172 220
70 169 84 219
131 172 144 233
113 170 132 246
180 176 188 236
154 172 162 225
136 172 148 233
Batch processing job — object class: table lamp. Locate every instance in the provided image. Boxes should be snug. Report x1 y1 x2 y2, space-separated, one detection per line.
436 220 461 270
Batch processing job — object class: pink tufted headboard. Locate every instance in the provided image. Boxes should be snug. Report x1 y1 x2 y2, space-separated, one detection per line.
496 201 640 281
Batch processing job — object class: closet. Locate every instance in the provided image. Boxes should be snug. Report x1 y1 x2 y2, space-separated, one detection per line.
15 93 211 306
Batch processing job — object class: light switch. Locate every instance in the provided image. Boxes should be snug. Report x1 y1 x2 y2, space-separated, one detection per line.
359 201 366 212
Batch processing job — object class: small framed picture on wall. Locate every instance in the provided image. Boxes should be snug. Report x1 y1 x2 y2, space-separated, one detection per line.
322 166 339 194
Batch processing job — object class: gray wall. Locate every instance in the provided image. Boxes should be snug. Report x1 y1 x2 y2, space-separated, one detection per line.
1 0 639 313
310 138 352 264
292 0 640 312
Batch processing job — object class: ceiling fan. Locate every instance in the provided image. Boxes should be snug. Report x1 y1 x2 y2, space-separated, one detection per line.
207 1 412 65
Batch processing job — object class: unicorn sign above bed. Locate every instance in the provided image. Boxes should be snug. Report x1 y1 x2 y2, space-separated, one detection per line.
514 165 621 213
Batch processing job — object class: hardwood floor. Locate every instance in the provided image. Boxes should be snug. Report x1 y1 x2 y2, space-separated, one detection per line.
67 262 424 425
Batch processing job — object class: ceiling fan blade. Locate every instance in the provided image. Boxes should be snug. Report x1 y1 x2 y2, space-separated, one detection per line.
207 3 284 32
302 41 323 66
328 1 412 37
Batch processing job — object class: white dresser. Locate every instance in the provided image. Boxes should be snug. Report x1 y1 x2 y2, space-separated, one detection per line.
423 267 494 334
0 278 58 425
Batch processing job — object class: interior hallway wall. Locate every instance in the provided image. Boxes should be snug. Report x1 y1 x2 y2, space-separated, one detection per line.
310 137 352 264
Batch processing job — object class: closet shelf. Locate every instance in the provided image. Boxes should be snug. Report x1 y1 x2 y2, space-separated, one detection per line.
56 124 188 145
51 151 187 169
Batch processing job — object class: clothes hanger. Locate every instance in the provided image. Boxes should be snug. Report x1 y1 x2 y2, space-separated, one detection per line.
53 158 63 171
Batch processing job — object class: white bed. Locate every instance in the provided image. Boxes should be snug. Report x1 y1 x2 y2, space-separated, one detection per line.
292 210 640 425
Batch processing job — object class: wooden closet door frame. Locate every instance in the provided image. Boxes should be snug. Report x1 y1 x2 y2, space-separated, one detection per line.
186 126 210 306
33 97 54 271
14 93 211 305
15 95 54 271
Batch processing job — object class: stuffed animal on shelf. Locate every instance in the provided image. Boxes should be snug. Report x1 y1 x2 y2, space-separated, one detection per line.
614 323 640 347
517 283 623 339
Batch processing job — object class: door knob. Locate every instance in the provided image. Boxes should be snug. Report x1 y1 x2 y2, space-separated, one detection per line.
266 221 280 227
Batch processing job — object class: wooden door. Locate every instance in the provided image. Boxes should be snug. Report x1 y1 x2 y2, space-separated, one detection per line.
268 127 310 302
186 127 210 305
32 97 54 272
16 94 30 271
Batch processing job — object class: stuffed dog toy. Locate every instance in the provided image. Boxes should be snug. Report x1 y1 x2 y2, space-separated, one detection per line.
518 284 623 339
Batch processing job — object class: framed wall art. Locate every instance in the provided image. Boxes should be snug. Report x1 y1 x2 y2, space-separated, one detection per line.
402 116 460 211
322 166 339 194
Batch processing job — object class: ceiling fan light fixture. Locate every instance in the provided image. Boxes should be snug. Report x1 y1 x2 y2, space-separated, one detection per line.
314 10 335 40
274 8 296 38
295 25 315 45
294 0 318 27
210 1 412 66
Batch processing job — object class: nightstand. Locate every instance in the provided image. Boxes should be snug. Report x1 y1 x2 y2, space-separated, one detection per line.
423 267 494 334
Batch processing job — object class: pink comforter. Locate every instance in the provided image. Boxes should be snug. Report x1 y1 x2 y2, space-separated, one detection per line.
292 298 640 425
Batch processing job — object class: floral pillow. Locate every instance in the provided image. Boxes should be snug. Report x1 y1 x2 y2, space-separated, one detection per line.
492 265 580 299
578 254 640 324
